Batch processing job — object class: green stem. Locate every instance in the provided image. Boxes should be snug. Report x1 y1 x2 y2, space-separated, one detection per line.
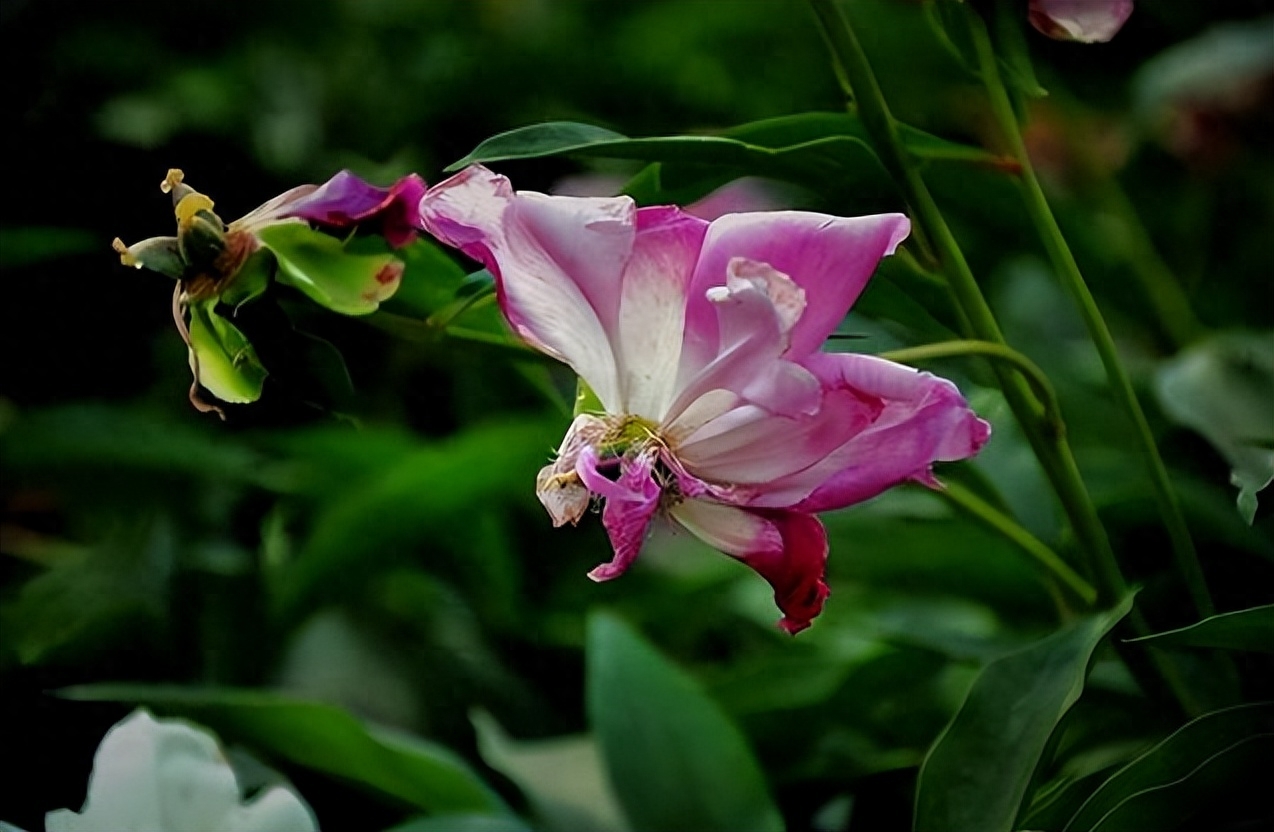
881 340 1063 437
806 0 1126 606
939 480 1097 606
967 16 1216 620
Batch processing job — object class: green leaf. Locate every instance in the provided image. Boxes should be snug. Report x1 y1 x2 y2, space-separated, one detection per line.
586 612 784 832
59 685 506 815
1064 703 1274 831
380 239 472 319
258 223 403 316
187 300 267 404
913 594 1135 832
277 419 561 616
472 711 629 832
1126 604 1274 653
1154 332 1274 524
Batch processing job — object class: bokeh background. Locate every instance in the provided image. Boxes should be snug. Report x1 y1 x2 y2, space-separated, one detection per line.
2 1 1272 830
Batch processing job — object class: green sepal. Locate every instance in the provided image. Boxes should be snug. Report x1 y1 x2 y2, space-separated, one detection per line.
187 299 267 404
219 247 273 309
257 223 403 316
573 377 604 416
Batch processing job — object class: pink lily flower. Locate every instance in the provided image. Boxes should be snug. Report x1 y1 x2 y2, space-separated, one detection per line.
419 165 990 633
1029 0 1133 43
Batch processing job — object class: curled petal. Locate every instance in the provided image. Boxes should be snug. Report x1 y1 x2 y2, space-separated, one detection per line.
670 500 830 634
756 352 991 511
666 257 821 427
420 165 632 411
235 171 427 247
576 446 662 581
1029 0 1133 43
685 210 910 363
536 414 610 527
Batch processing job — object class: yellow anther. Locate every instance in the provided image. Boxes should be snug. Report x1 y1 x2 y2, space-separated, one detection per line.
111 237 140 268
175 193 217 229
160 169 185 194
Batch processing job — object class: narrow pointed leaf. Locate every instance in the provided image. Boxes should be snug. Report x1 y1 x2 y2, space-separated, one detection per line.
913 594 1134 832
1126 604 1274 653
1065 703 1274 831
187 301 267 403
58 685 506 815
586 613 783 832
258 223 402 316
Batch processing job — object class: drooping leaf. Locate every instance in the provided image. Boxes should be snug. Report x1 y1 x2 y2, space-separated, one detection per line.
1063 703 1274 831
472 711 629 832
258 223 403 316
1154 332 1274 524
586 612 783 832
1126 604 1274 653
59 685 506 815
913 594 1135 832
187 300 268 404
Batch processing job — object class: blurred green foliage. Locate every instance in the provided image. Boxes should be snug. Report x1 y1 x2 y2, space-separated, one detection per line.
2 1 1272 830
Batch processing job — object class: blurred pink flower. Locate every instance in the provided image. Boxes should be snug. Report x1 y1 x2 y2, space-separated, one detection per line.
420 165 990 633
1029 0 1133 43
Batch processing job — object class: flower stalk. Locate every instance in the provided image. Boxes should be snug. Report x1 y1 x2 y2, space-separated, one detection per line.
806 0 1127 606
966 13 1217 619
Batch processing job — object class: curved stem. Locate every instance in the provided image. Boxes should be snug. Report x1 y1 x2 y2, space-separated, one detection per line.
881 340 1063 438
967 15 1216 619
939 480 1097 606
806 0 1125 605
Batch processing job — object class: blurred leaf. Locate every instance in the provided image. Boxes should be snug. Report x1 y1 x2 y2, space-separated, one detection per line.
913 594 1135 832
384 816 533 832
586 612 783 832
988 0 1047 100
1127 604 1274 654
0 226 98 268
472 711 629 832
0 404 276 487
258 224 402 316
277 419 560 615
187 300 267 404
59 685 506 815
1 518 173 664
1064 703 1274 831
1154 331 1274 523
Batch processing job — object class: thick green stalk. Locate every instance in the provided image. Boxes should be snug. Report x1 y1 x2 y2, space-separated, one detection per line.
967 16 1216 619
806 0 1126 605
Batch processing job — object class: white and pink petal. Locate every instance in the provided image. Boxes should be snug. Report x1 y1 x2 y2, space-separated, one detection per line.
669 500 830 634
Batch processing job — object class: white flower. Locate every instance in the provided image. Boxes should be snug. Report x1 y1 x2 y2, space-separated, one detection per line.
45 709 318 832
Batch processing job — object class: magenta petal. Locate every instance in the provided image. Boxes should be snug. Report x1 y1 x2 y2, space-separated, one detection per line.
420 165 632 410
759 352 990 512
281 170 427 247
686 211 910 361
670 500 830 634
1028 0 1133 43
576 447 662 582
